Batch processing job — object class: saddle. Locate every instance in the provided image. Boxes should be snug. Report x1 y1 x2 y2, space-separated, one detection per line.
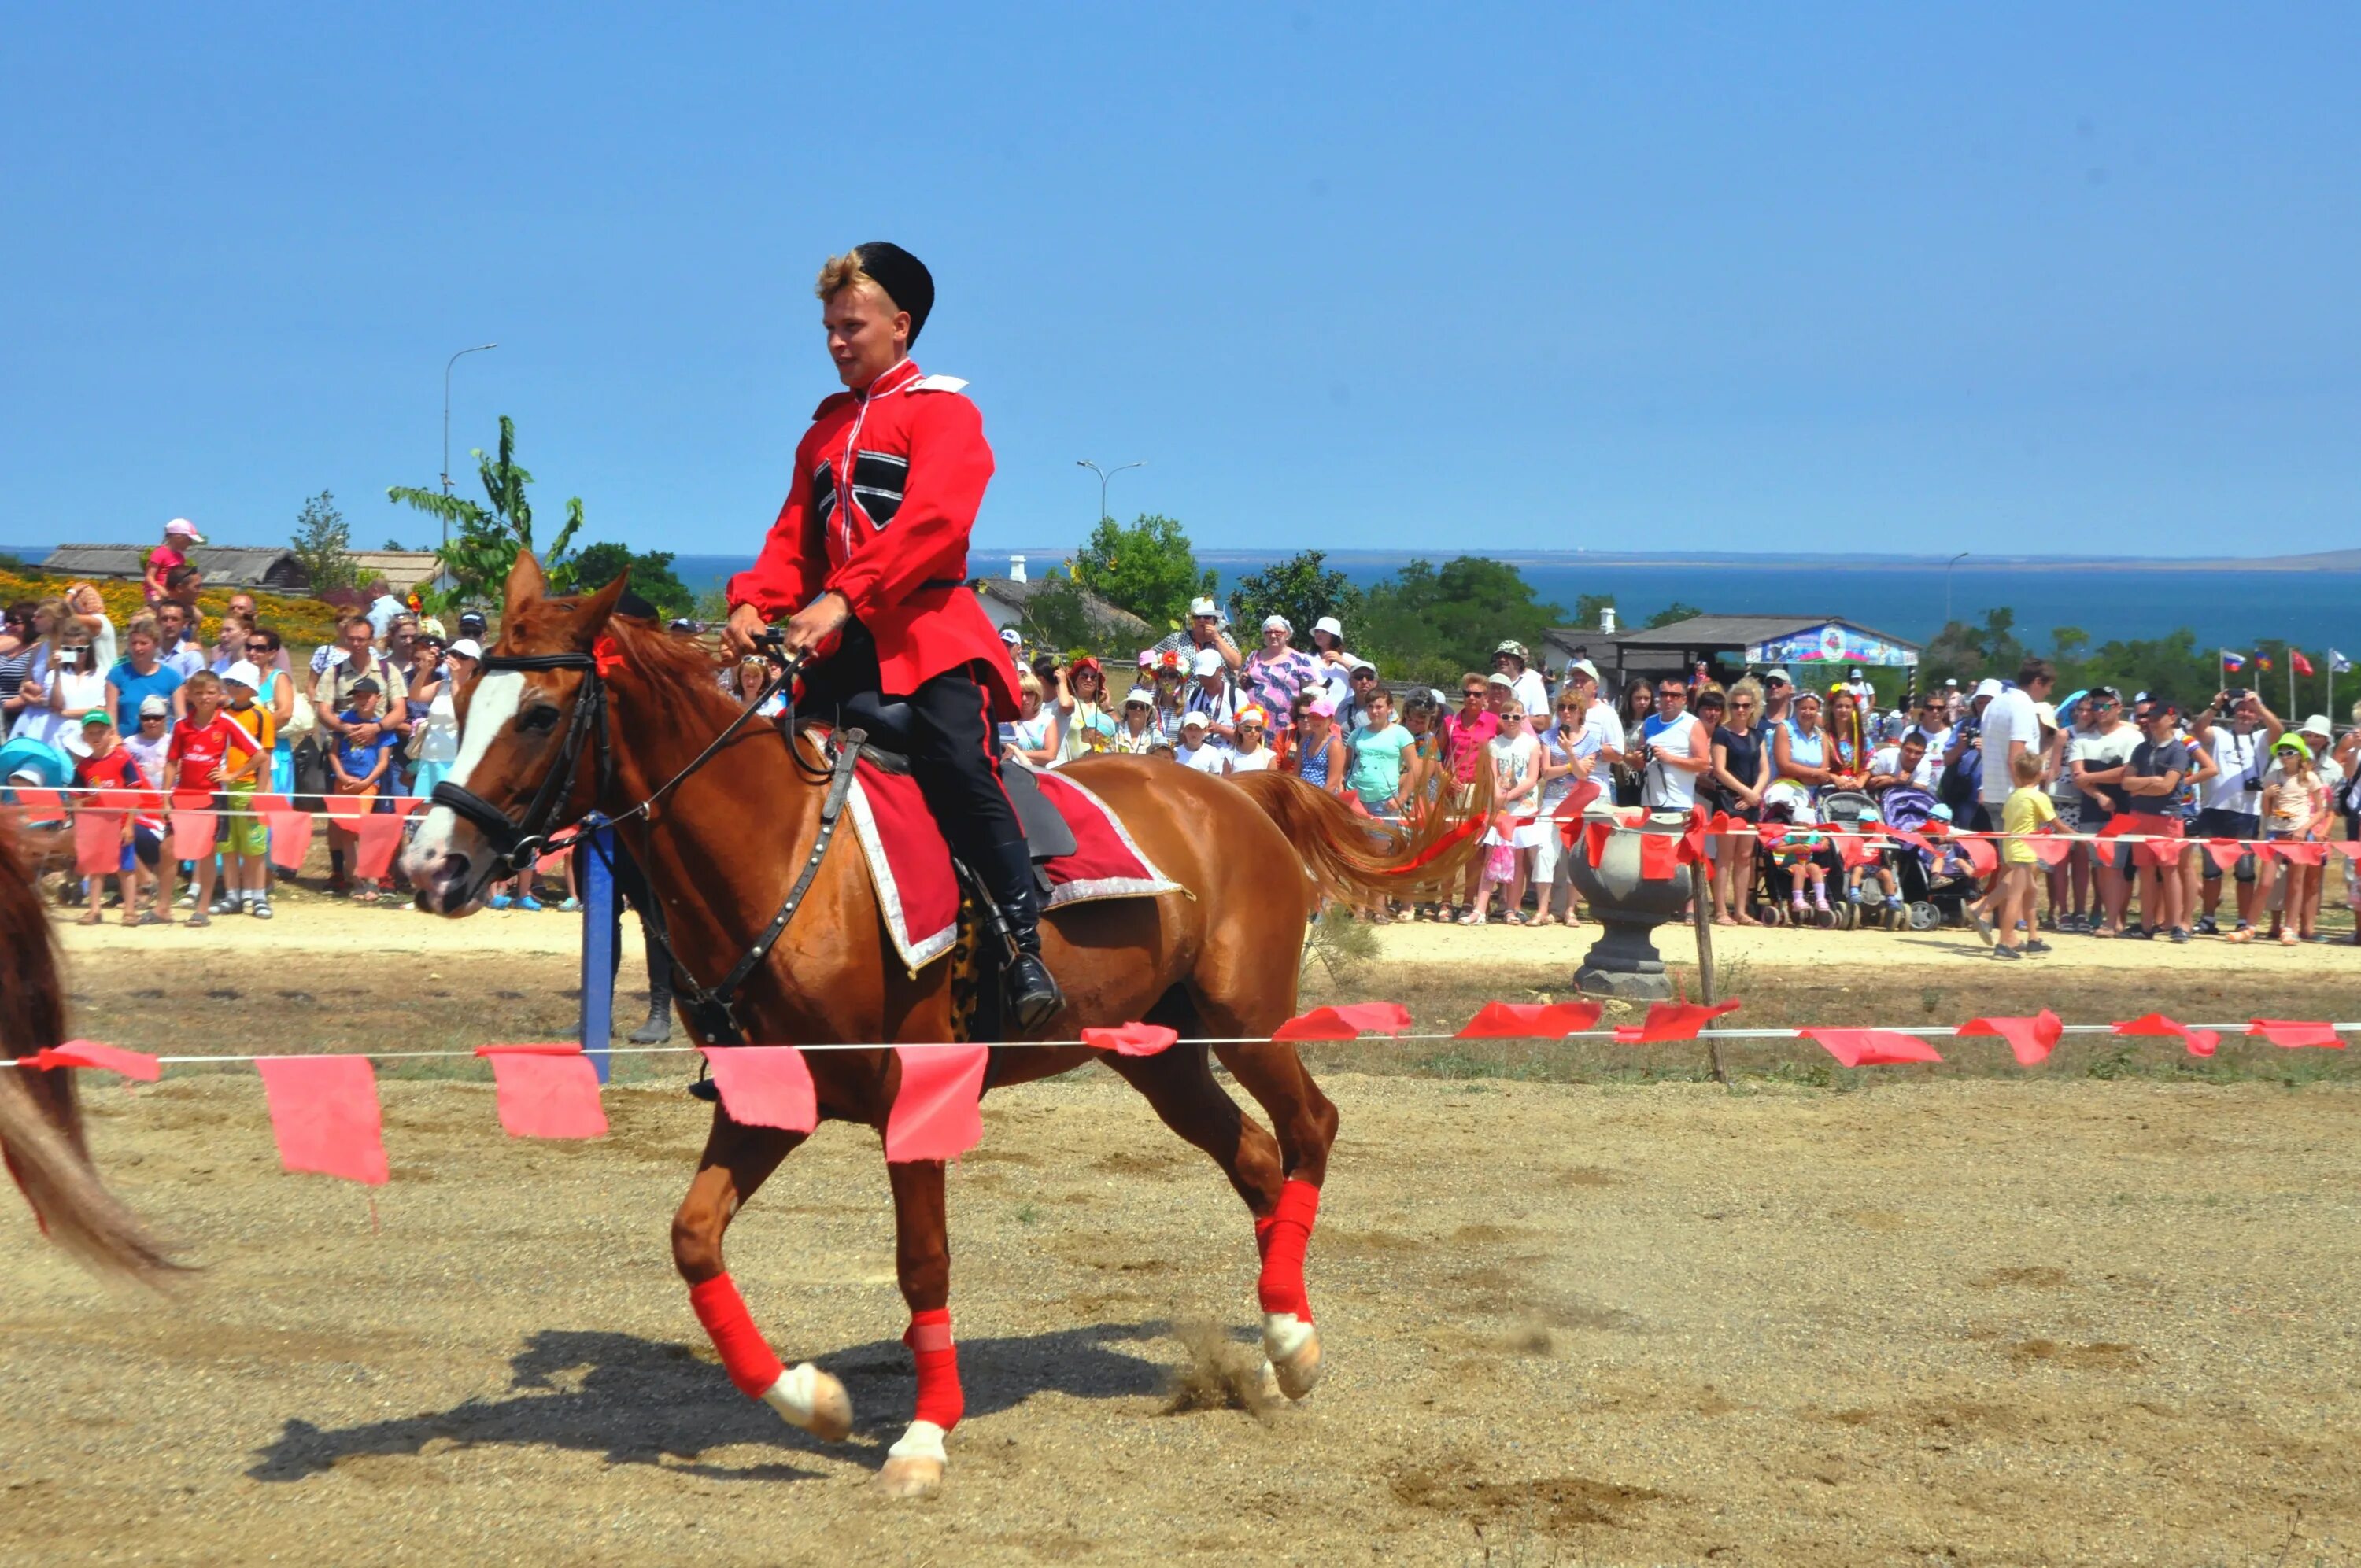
837 692 1078 863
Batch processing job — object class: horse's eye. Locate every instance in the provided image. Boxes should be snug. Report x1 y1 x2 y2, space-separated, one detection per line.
516 706 560 734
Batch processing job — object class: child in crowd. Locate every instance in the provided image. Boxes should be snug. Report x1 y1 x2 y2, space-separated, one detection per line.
121 694 174 923
1992 748 2056 958
1761 790 1832 921
1461 701 1540 925
218 660 277 919
1173 710 1228 775
1841 826 1905 914
69 709 145 925
166 670 242 928
329 676 399 902
144 518 200 606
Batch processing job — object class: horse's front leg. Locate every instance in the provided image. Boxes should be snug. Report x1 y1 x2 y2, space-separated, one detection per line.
671 1113 852 1441
878 1157 959 1499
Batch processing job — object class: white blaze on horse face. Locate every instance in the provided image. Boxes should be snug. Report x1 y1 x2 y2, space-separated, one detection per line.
405 670 526 879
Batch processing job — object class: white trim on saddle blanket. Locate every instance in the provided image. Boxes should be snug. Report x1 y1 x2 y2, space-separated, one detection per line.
846 762 1184 974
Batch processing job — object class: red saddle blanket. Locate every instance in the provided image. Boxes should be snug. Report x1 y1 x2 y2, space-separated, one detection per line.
847 761 1183 972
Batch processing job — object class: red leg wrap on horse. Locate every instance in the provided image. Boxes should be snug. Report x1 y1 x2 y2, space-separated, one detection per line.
906 1308 964 1431
689 1273 785 1400
1255 1179 1321 1321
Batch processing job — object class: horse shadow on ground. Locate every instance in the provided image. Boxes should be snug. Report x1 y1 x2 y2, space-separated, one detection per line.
249 1319 1174 1483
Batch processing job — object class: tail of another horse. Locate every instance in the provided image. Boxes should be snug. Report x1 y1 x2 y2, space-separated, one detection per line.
0 828 178 1284
1232 769 1491 909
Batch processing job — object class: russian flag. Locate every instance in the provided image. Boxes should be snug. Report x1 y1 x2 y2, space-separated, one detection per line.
2292 650 2315 677
2221 649 2246 671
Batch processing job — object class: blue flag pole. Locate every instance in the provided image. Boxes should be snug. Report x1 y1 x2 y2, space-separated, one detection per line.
577 814 616 1083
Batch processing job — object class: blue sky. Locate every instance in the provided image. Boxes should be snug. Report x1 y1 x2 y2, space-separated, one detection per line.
3 4 2354 560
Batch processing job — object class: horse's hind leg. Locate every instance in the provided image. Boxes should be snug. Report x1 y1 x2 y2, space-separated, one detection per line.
671 1114 852 1441
1208 1038 1339 1400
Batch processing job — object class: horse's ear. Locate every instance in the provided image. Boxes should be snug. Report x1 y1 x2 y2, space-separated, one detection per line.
567 570 631 647
504 551 546 625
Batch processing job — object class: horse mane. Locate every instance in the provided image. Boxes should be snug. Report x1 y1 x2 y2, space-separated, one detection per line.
600 614 745 732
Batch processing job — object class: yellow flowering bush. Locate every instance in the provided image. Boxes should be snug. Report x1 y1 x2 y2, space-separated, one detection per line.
0 570 342 652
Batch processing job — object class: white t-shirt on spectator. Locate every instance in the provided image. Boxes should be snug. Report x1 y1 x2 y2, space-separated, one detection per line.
1868 744 1936 789
2197 725 2267 813
2067 725 2141 810
1980 688 2038 806
1584 700 1625 757
1175 739 1230 776
1510 669 1549 720
1228 747 1277 775
1908 724 1953 788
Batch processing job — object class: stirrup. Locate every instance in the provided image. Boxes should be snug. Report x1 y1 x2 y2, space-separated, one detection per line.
1005 952 1063 1032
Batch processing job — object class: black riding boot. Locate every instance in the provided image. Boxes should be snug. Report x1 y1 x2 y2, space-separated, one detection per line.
629 930 674 1046
977 836 1063 1033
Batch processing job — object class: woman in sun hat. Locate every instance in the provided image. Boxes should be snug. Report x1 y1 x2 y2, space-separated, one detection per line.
2251 732 2329 946
1055 655 1117 762
1110 686 1161 755
1242 615 1319 743
1228 705 1277 774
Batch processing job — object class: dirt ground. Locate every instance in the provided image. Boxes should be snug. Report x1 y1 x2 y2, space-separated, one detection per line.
8 899 2361 1566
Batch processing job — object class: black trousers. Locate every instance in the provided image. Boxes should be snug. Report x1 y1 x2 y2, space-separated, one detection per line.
800 622 1025 871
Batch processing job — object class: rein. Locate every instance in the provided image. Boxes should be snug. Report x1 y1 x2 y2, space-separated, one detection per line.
430 633 850 1044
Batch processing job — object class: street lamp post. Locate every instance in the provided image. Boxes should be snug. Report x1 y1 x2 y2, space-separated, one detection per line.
1943 552 1970 627
1075 459 1144 527
442 343 499 552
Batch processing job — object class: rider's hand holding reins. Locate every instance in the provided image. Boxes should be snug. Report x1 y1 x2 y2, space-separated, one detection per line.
726 592 850 662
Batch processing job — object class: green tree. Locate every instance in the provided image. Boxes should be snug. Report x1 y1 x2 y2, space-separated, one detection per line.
1226 550 1362 639
1572 592 1617 632
1014 570 1106 655
1919 607 2027 690
387 415 584 611
567 542 694 618
1070 513 1214 630
1645 600 1705 629
1356 557 1568 687
290 490 359 593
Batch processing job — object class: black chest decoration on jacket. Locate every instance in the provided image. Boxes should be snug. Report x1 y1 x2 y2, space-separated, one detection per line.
811 451 910 532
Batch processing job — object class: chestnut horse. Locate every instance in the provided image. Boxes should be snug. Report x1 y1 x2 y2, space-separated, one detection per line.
0 826 176 1284
404 554 1482 1496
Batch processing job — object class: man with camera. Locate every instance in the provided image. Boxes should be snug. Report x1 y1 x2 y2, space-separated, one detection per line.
2187 688 2285 938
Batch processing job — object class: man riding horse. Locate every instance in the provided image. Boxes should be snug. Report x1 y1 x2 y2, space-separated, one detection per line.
721 242 1062 1031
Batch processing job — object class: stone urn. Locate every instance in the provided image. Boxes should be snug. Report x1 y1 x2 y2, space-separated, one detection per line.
1564 805 1694 999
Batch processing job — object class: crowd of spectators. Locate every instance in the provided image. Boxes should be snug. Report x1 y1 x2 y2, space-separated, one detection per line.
0 551 530 922
998 607 2361 947
6 555 2356 953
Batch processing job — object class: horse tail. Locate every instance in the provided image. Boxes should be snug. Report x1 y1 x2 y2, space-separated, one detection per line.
1232 767 1493 907
0 827 179 1286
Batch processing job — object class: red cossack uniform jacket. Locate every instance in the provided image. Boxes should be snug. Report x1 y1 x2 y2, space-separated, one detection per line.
727 358 1018 716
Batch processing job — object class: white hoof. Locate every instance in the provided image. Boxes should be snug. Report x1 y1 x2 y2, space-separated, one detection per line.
759 1362 853 1442
1262 1312 1322 1400
878 1420 947 1499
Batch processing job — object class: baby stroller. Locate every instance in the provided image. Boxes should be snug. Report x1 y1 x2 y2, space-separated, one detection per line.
1819 789 1901 929
1880 786 1979 931
1756 784 1842 928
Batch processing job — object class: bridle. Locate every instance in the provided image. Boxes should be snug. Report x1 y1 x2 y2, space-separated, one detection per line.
428 631 859 1045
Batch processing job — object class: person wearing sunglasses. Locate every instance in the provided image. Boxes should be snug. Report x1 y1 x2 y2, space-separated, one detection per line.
2064 687 2137 935
1709 677 1773 925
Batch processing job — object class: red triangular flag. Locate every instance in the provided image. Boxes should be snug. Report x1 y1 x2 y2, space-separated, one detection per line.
2245 1020 2345 1050
1455 1001 1605 1039
1805 1028 1945 1067
475 1046 606 1138
2027 836 2071 868
256 1056 389 1185
13 787 67 821
2331 842 2361 863
1957 1010 2064 1067
1613 1000 1742 1043
353 814 406 880
1273 1002 1413 1042
72 809 127 875
1953 835 2000 876
699 1046 818 1132
2114 1013 2219 1056
1583 819 1613 866
266 810 316 871
249 793 294 815
885 1044 989 1162
2201 839 2245 873
2270 841 2327 867
168 808 217 864
1081 1023 1180 1057
1637 832 1682 881
24 1039 162 1081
